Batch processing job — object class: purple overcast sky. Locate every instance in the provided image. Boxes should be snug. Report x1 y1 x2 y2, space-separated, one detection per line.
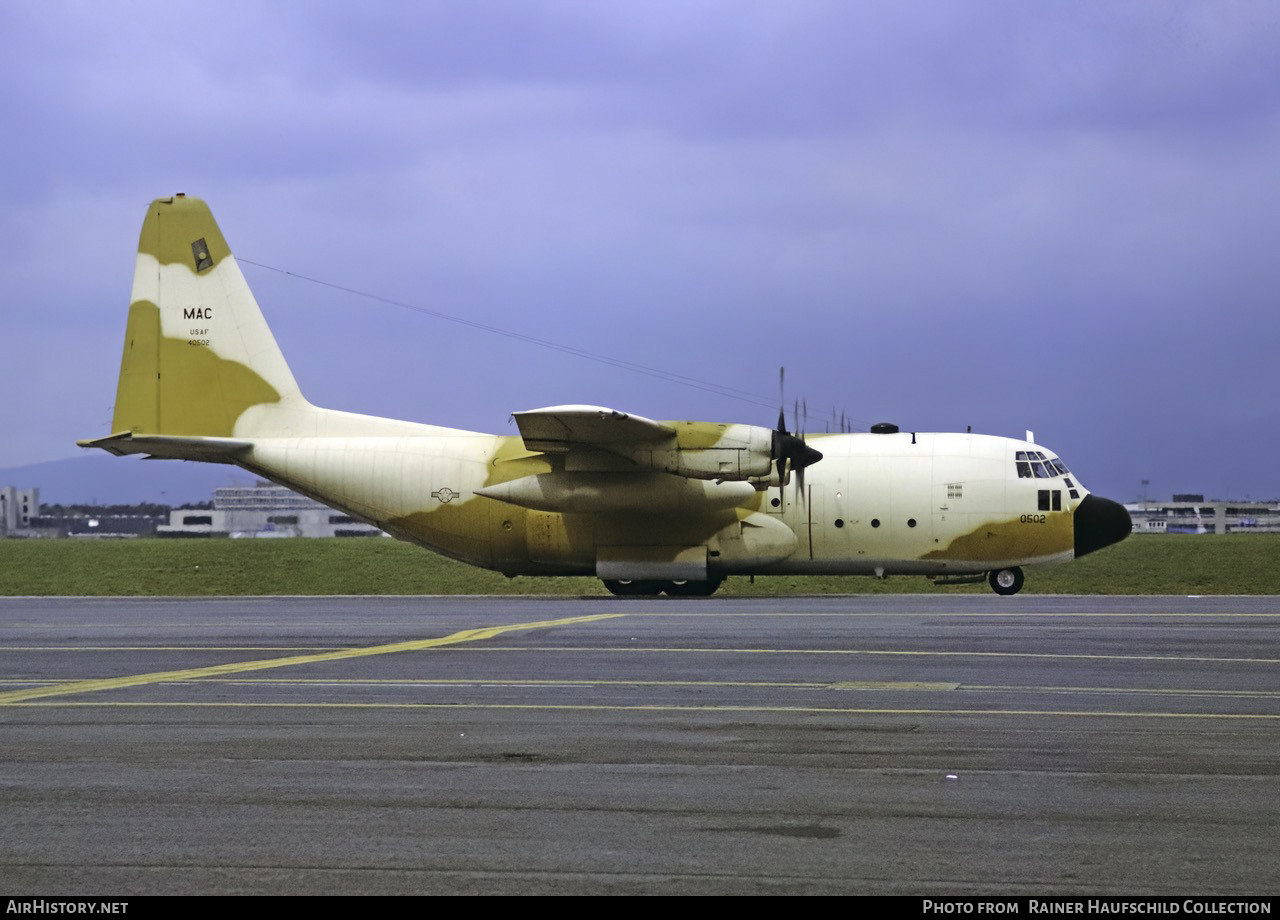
2 1 1277 502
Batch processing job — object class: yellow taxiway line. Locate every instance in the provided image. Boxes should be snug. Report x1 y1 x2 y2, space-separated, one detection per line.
0 614 620 705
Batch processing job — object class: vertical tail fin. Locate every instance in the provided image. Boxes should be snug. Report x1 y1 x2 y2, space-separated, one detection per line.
109 194 309 439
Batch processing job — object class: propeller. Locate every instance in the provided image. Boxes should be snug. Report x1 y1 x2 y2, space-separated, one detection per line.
771 368 823 507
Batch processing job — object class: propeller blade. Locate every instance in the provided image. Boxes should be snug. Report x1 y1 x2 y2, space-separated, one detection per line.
767 367 824 508
776 454 788 510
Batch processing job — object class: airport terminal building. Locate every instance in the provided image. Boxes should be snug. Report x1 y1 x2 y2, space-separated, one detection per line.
1125 495 1280 535
158 482 383 539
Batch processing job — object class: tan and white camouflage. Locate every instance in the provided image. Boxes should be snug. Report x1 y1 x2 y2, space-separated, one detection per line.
80 195 1131 596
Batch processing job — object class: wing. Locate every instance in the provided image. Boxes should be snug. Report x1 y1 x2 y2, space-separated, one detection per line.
510 405 777 482
488 405 766 515
512 405 675 454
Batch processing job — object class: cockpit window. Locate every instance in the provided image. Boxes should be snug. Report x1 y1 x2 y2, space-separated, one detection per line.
1015 450 1070 479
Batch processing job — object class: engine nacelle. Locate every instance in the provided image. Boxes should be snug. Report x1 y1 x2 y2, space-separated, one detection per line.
512 408 785 483
633 422 775 481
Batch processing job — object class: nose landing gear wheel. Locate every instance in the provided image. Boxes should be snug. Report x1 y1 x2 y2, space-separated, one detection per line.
988 567 1024 596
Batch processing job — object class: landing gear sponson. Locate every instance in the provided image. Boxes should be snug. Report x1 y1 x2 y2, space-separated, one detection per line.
604 570 1028 597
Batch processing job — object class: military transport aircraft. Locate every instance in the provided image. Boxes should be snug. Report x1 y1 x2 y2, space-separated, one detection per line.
79 195 1131 596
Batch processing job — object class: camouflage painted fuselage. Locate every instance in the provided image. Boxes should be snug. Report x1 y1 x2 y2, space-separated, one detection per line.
223 426 1076 579
82 196 1128 589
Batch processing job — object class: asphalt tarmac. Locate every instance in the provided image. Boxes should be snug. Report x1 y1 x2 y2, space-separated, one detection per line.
1 594 1277 895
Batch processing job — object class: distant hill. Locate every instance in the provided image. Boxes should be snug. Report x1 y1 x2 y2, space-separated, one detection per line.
0 454 260 506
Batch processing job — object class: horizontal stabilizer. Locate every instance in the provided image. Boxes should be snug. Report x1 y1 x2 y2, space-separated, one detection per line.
76 432 252 463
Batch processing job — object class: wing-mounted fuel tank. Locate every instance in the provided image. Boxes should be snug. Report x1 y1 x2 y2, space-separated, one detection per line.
476 472 757 514
711 511 797 567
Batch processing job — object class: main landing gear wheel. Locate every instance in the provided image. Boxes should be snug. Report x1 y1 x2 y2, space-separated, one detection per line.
602 579 664 597
988 566 1025 596
663 577 724 597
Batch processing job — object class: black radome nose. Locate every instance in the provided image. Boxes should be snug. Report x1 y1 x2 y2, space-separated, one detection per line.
1074 494 1132 557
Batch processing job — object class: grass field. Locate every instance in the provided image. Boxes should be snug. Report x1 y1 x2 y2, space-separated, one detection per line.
1 534 1276 596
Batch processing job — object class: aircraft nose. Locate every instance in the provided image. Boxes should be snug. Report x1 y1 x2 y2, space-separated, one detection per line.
1074 494 1132 557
